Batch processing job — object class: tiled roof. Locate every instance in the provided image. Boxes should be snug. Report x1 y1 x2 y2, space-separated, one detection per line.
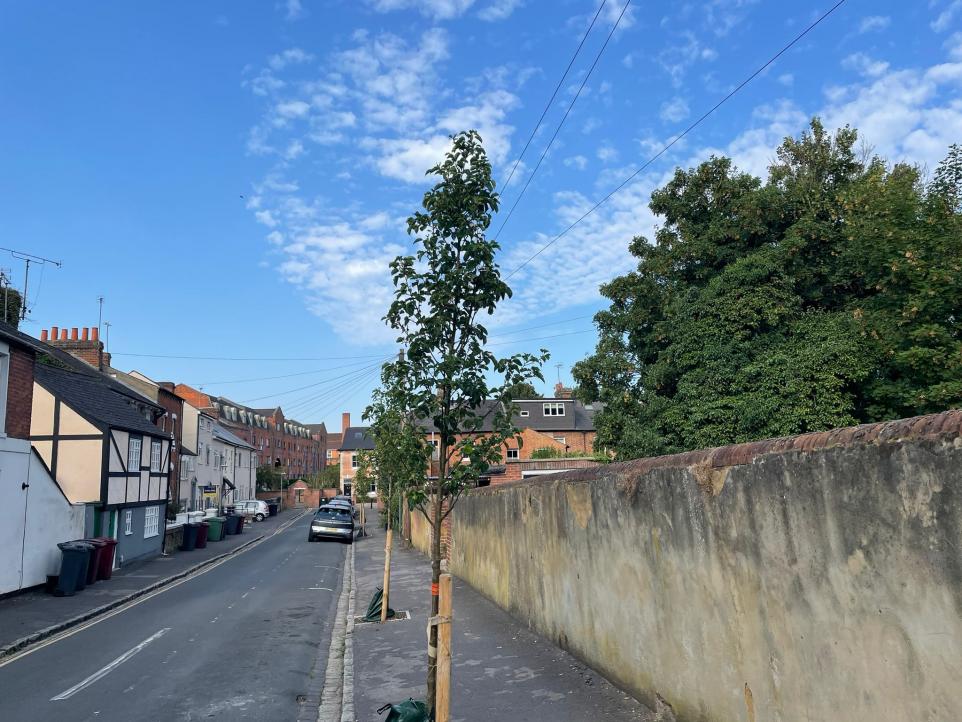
212 423 255 450
338 426 374 451
418 398 597 434
34 363 165 437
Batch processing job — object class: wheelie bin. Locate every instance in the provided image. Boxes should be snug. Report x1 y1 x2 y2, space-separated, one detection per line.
236 515 246 534
195 522 210 549
267 502 279 517
180 522 200 551
206 517 226 541
82 538 107 586
93 537 118 580
54 541 92 596
224 514 240 535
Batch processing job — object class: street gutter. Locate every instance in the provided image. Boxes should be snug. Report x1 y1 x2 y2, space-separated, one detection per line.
0 510 309 662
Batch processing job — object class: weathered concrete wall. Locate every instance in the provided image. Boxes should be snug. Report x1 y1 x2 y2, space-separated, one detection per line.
448 411 962 722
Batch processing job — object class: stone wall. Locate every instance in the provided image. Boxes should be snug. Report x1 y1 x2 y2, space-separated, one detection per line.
446 410 962 722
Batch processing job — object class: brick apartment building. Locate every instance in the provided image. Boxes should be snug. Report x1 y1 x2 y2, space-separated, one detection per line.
174 385 327 480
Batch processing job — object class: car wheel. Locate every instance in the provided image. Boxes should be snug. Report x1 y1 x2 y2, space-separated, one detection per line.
308 534 315 542
256 513 265 521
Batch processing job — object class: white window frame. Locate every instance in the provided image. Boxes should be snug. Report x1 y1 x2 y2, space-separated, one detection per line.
543 402 565 417
553 436 567 445
0 341 9 436
506 448 519 460
124 509 133 535
127 437 142 473
351 454 359 469
150 439 162 472
519 409 529 417
144 506 160 538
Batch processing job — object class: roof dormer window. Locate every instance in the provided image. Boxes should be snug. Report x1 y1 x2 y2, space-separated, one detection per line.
543 402 565 416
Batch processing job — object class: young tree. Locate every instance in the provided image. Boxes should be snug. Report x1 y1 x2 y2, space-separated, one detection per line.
383 130 547 709
364 375 432 621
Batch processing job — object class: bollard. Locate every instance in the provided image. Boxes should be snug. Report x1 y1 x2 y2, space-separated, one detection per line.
381 527 393 623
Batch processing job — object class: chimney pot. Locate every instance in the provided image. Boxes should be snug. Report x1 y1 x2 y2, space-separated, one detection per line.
82 328 89 341
70 327 79 341
40 330 48 341
51 326 59 340
342 412 351 432
91 327 99 342
60 329 68 341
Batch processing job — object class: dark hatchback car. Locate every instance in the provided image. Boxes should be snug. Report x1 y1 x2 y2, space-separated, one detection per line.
308 505 355 543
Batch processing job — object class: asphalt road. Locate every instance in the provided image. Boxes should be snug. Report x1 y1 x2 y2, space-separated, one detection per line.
0 513 346 721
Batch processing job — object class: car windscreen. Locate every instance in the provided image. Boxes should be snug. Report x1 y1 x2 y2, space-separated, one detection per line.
315 508 353 522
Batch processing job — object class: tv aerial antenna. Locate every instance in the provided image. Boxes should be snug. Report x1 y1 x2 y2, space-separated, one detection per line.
0 247 63 321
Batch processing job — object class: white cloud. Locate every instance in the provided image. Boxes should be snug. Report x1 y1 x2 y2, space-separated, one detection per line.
255 210 279 227
659 96 690 123
276 99 311 118
564 155 588 170
269 48 314 70
477 0 522 21
858 15 890 33
596 144 618 163
932 0 962 32
947 32 962 61
778 73 794 87
284 0 304 20
367 0 475 20
842 53 891 78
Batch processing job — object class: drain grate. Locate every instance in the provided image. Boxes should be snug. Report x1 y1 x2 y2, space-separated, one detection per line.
353 610 411 625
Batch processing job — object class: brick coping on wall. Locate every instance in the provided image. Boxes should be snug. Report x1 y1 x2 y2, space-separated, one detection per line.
471 408 962 495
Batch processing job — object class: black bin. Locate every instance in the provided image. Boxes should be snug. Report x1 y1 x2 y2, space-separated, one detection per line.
55 541 92 596
224 515 241 535
267 502 278 517
180 523 200 551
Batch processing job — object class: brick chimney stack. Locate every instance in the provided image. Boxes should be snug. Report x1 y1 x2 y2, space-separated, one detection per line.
42 326 111 371
554 381 573 399
342 412 351 432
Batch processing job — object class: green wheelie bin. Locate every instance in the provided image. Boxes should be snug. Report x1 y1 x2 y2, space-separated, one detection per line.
206 517 226 541
54 541 92 596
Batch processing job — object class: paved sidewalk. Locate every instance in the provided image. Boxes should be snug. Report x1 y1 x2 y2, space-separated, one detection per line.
351 523 653 722
0 507 305 651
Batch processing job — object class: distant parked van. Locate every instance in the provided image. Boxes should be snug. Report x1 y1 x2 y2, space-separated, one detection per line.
233 499 269 521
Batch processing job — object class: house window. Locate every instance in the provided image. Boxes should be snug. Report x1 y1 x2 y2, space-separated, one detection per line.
552 436 566 446
206 445 211 465
0 341 9 435
507 448 519 460
150 440 162 472
124 509 133 535
326 450 334 459
144 506 160 538
429 439 440 461
519 409 529 417
351 454 359 469
127 437 142 472
543 402 565 416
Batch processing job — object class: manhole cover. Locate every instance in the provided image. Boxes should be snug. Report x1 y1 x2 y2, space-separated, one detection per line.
353 610 411 625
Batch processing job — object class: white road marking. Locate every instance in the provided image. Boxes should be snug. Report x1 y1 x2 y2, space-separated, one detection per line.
241 592 249 599
308 587 333 591
50 628 170 701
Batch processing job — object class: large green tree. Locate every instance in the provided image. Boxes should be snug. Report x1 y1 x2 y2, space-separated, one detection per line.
382 130 547 709
574 120 962 459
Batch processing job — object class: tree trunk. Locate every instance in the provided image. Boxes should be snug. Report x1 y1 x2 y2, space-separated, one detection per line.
381 485 393 623
426 486 443 710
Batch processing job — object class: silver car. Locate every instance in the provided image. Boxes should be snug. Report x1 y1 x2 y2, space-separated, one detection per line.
233 499 269 521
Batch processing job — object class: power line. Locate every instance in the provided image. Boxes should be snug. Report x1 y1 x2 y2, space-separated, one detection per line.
490 313 595 339
488 328 596 347
504 0 849 280
194 358 383 386
497 0 609 195
111 351 388 362
494 0 631 242
239 357 394 403
282 362 386 415
301 366 384 422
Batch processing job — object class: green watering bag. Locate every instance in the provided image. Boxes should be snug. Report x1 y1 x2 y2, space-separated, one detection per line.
377 698 431 721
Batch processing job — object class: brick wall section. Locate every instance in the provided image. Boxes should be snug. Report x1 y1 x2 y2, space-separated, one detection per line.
6 345 34 439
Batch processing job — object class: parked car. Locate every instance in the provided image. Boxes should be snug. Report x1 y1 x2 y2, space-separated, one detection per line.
308 505 355 543
333 494 353 505
326 499 358 519
233 499 269 521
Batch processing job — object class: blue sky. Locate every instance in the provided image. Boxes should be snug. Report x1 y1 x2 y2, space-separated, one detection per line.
1 0 960 430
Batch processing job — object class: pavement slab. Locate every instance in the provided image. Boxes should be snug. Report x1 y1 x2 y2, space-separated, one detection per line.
351 520 654 722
